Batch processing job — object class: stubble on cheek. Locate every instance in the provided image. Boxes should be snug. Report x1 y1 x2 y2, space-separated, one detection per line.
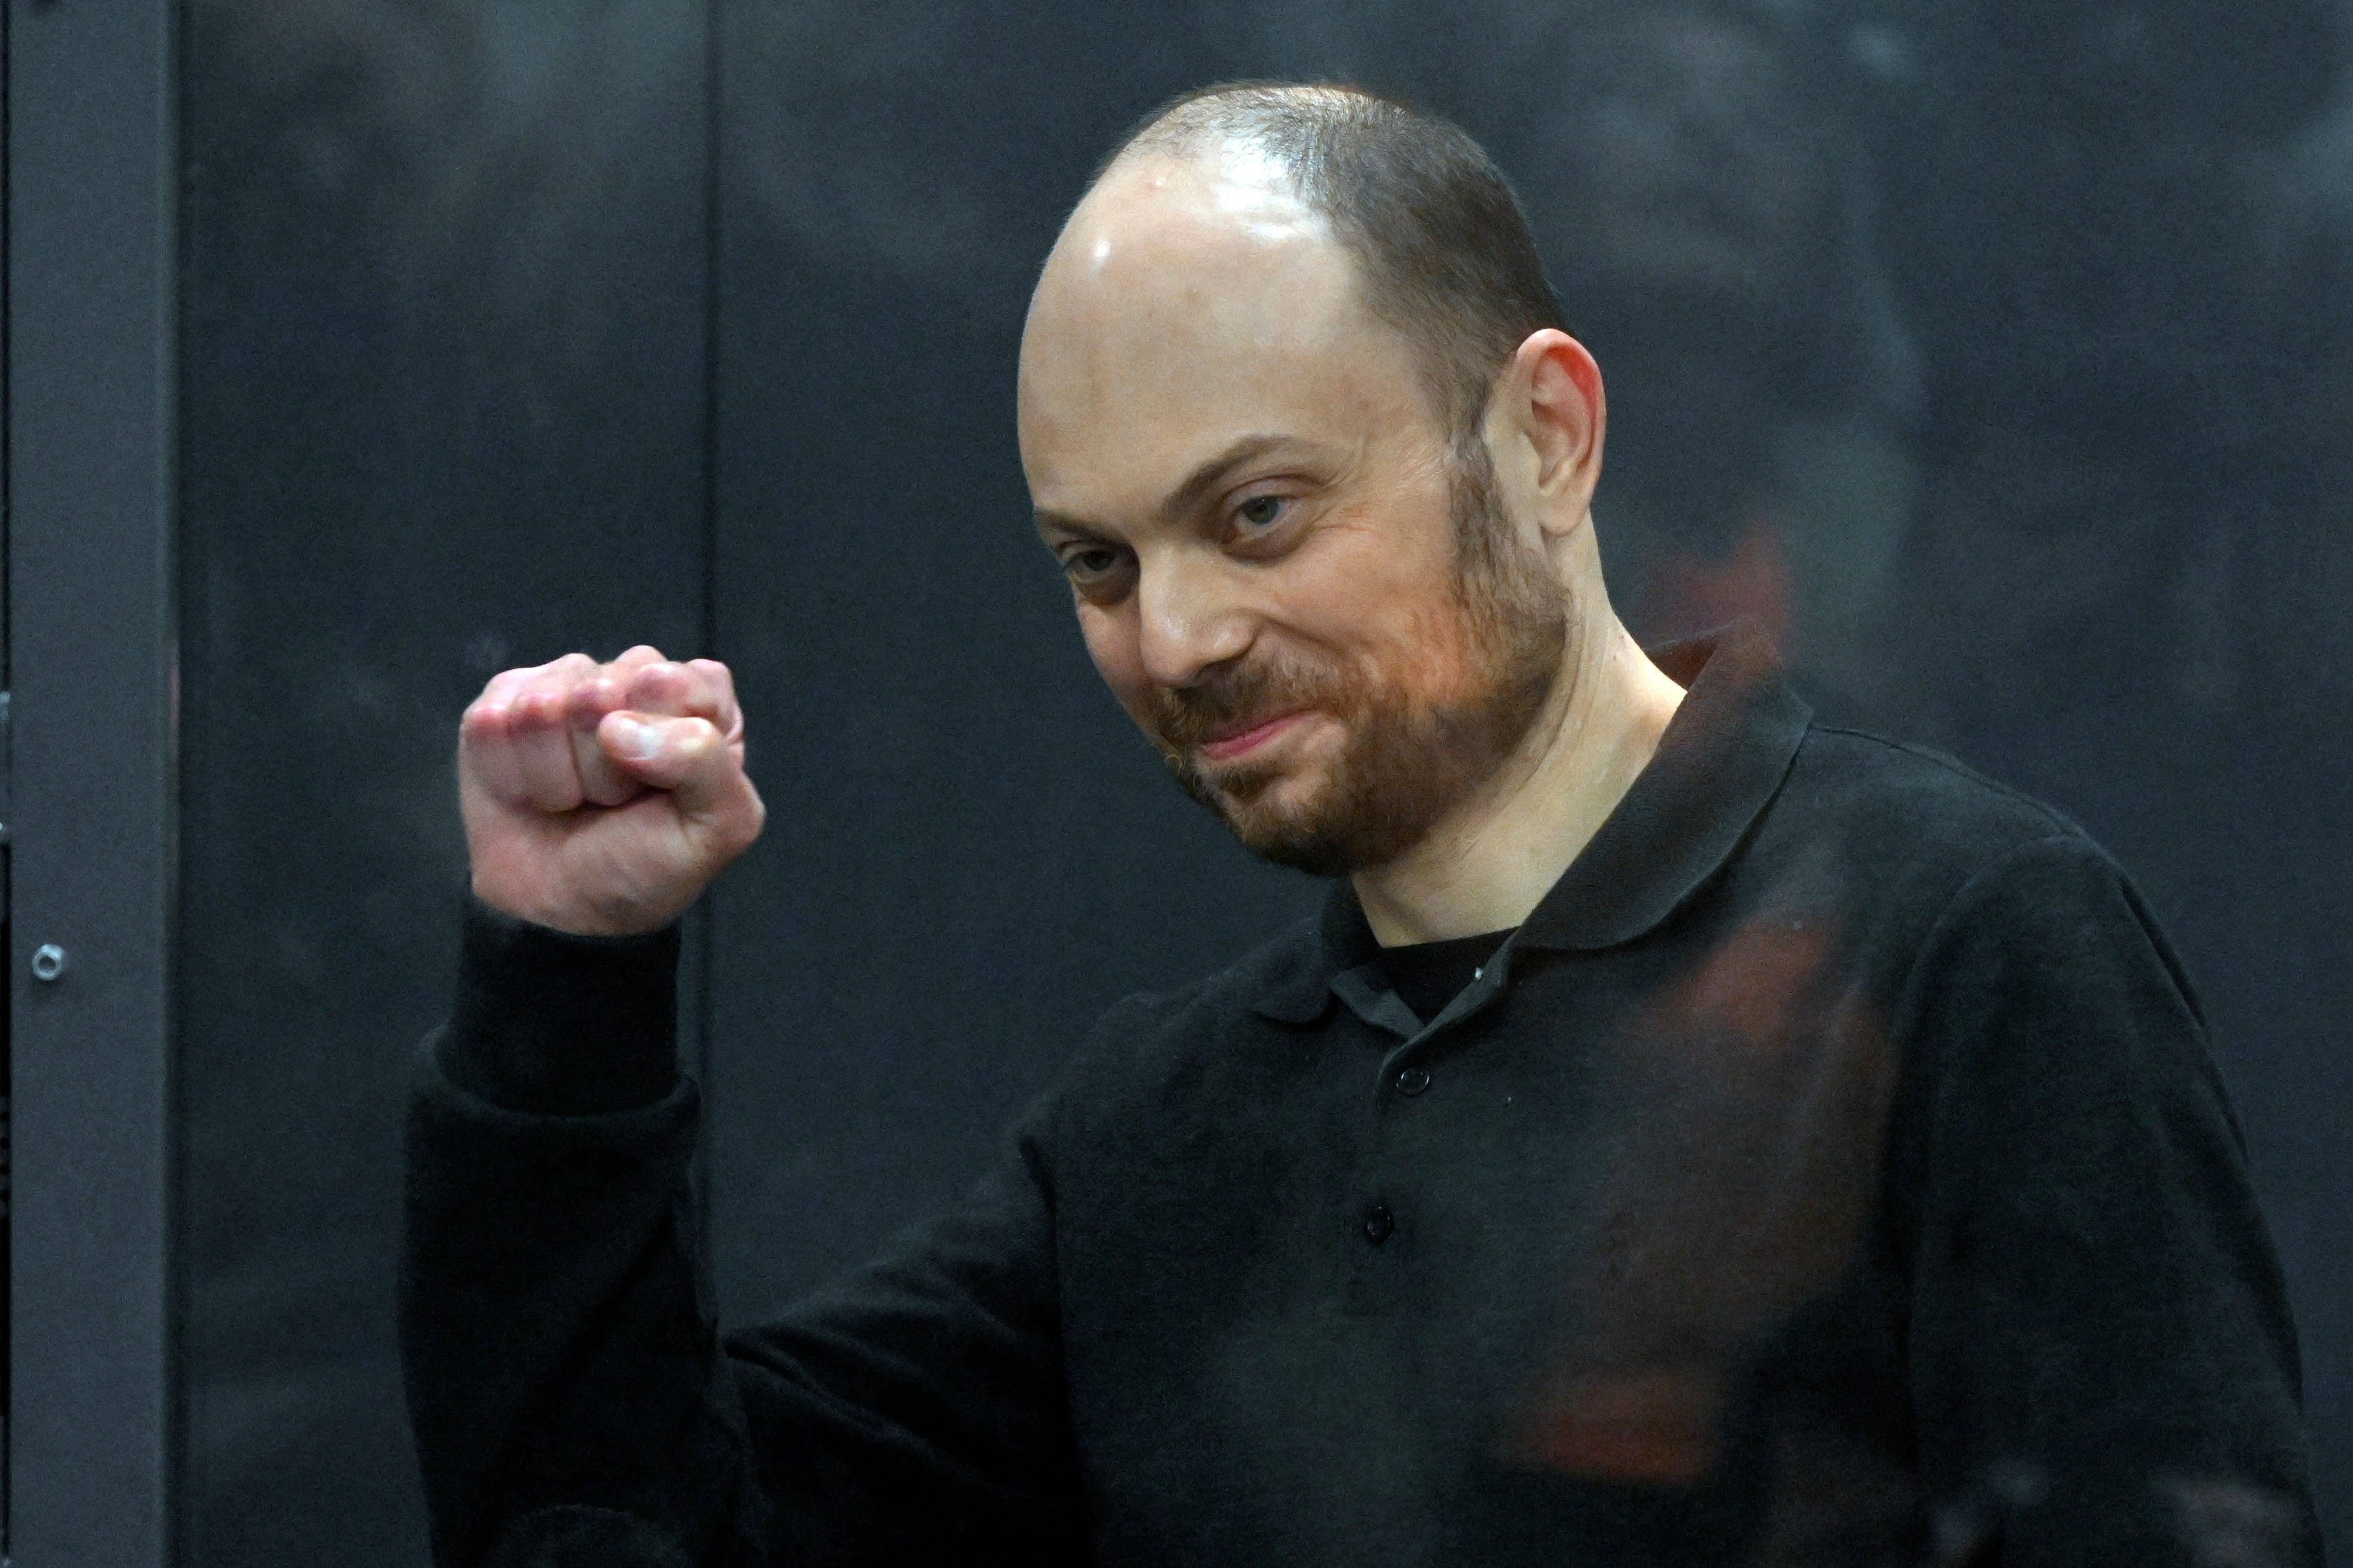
1120 447 1570 875
1140 616 1502 876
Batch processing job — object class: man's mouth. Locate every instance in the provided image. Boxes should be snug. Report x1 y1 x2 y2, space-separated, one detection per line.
1198 710 1308 764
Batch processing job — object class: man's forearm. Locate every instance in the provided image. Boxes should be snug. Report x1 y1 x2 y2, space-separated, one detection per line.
401 902 764 1567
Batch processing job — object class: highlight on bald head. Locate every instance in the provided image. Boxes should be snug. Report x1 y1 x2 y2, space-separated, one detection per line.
1093 82 1569 452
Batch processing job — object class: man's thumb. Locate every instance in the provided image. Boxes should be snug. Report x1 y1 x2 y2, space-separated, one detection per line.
598 712 755 832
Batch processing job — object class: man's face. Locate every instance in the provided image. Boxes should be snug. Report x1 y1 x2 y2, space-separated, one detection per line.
1018 149 1568 875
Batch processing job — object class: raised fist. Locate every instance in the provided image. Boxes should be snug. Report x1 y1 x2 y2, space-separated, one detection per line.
458 646 766 936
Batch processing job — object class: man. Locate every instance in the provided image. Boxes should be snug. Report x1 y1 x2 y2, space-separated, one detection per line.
405 85 2319 1567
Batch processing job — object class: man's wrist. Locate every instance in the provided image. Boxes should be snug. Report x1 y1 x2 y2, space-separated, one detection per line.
441 894 683 1116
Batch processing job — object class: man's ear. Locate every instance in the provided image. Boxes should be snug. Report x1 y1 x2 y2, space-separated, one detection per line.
1502 329 1605 538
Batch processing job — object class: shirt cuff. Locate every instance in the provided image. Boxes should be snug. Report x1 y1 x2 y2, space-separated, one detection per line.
439 896 682 1116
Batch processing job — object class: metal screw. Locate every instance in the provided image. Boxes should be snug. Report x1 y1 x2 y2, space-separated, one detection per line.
30 945 67 983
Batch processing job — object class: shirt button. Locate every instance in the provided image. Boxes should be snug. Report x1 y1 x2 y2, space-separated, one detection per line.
1394 1067 1432 1097
1362 1203 1395 1246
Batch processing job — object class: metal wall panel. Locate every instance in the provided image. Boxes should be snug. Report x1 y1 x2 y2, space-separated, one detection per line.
6 2 178 1563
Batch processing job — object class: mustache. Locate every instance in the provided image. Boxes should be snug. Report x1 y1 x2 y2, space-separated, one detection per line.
1146 653 1356 750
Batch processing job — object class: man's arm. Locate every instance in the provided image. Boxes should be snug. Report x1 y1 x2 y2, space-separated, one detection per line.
402 903 1087 1568
404 650 1087 1566
1889 833 2322 1566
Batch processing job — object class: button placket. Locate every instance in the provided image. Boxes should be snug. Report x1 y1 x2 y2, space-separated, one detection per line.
1343 952 1522 1290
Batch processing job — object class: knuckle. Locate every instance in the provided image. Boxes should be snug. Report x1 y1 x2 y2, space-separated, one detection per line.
565 678 615 718
461 700 511 739
529 653 586 682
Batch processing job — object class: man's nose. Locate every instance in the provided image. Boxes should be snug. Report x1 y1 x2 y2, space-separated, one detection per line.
1135 551 1253 689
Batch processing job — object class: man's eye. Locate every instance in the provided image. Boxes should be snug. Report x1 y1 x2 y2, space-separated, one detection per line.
1064 547 1123 581
1235 495 1287 531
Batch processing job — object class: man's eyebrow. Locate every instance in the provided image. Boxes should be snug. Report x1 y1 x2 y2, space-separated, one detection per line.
1032 433 1328 542
1158 434 1316 523
1033 506 1111 542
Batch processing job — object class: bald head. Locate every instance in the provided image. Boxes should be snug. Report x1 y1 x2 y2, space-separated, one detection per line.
1021 141 1397 484
1062 82 1569 448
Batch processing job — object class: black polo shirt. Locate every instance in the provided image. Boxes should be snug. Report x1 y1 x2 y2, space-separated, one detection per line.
403 628 2319 1568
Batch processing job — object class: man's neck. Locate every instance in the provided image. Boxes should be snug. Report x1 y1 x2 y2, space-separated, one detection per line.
1351 608 1686 947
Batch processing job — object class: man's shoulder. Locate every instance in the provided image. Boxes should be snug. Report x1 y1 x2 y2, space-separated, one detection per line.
1791 723 2081 842
1753 722 2144 960
1779 722 2100 877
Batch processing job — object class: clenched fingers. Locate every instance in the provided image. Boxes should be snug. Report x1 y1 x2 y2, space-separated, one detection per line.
461 652 602 811
462 648 746 816
573 652 736 802
564 674 645 807
624 657 742 745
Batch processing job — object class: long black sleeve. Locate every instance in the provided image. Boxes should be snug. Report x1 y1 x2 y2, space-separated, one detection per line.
401 901 1086 1568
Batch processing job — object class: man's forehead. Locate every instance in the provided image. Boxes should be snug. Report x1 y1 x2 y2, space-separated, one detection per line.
1014 132 1459 533
1018 142 1418 486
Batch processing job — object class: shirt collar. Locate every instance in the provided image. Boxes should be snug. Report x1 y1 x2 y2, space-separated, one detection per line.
1248 622 1811 1023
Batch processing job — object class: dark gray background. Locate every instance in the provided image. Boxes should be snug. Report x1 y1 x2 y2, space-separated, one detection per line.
154 1 2353 1562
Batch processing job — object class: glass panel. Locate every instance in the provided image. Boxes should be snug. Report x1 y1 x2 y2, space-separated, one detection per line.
708 4 2351 1556
172 1 2351 1559
708 1 1323 1315
176 5 711 1562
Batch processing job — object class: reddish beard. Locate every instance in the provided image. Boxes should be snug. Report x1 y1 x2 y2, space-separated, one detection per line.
1145 451 1571 876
